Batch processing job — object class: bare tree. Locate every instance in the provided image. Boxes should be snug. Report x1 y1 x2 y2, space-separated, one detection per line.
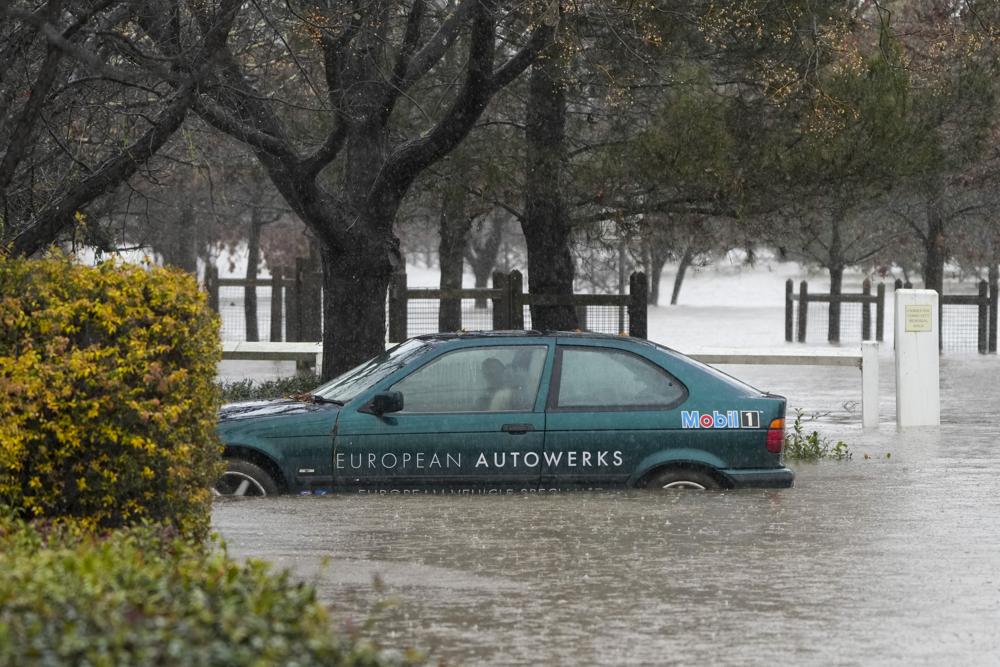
151 1 555 378
0 0 240 255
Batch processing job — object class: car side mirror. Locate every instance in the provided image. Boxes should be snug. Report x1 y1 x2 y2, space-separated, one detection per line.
367 391 403 416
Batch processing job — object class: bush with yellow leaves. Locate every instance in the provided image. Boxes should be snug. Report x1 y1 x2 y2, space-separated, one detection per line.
0 253 222 538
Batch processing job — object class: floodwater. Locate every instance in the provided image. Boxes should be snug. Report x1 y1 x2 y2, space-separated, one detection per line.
212 357 1000 666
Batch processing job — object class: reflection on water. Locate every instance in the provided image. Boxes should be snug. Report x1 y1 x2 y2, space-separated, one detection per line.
213 357 1000 665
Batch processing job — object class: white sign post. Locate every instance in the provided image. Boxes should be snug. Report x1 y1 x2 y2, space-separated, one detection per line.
861 341 879 429
894 289 940 427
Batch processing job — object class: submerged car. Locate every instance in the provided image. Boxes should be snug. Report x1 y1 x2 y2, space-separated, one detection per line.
215 331 793 496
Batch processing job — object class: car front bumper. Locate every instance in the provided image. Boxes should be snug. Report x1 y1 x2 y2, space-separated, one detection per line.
722 467 795 489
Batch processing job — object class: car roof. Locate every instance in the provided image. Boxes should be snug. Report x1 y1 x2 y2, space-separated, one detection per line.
412 330 660 348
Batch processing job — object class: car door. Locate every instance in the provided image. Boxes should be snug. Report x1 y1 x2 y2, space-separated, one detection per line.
332 343 552 493
542 341 688 489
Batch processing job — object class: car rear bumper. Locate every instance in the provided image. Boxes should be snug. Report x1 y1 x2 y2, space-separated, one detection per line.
723 467 795 489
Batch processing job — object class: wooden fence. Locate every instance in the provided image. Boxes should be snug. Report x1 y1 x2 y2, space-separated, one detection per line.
938 280 993 354
785 279 886 344
785 277 997 353
893 278 996 354
207 265 648 343
204 257 321 342
388 269 648 342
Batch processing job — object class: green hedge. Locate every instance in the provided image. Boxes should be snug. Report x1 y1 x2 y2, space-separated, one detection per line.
0 518 423 667
0 254 222 538
219 373 321 402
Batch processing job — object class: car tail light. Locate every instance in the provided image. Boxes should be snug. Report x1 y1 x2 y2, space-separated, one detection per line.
766 418 785 454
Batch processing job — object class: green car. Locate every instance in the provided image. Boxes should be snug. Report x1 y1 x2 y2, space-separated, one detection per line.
215 332 793 496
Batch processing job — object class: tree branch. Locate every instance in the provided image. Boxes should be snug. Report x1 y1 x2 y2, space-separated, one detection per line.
377 0 426 125
299 123 347 178
398 0 476 91
0 45 63 191
375 1 557 205
492 8 559 91
9 78 199 256
194 96 297 161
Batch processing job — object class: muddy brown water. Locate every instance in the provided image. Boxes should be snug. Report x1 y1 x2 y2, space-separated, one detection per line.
213 357 1000 665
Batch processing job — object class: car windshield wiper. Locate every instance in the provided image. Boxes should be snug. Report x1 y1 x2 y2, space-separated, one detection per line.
310 395 344 406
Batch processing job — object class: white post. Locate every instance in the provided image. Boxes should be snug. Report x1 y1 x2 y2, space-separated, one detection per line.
894 289 940 427
861 341 879 429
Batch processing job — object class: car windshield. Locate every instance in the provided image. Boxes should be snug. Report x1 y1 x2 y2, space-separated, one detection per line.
313 338 433 403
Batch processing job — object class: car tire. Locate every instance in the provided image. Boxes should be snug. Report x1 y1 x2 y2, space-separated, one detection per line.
214 459 279 497
644 467 720 491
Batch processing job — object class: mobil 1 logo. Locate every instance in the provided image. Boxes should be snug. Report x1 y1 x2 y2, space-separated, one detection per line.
681 409 761 429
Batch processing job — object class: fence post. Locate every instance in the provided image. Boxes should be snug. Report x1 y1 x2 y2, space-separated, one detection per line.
628 272 648 339
784 279 794 342
508 270 524 329
876 283 885 342
978 280 989 354
270 268 284 342
388 271 408 342
205 264 219 314
990 266 998 354
491 271 509 330
286 260 302 341
796 281 808 343
862 279 872 340
939 293 943 353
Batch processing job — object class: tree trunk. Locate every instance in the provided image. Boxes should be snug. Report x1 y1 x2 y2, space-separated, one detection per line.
645 246 669 306
244 207 262 342
670 246 694 306
319 240 394 381
521 40 577 331
162 201 198 273
468 215 505 308
923 219 946 294
827 216 844 343
828 263 844 343
438 188 470 332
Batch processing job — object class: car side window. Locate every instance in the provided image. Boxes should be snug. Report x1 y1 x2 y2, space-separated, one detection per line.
390 346 547 413
552 346 686 410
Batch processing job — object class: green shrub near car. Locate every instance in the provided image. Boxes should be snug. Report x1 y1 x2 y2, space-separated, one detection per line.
0 518 423 667
0 253 222 538
0 255 423 666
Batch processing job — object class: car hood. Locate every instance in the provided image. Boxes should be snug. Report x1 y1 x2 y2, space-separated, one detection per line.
218 399 334 423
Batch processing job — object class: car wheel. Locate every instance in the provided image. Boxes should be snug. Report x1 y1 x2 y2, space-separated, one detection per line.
214 459 279 497
645 468 720 491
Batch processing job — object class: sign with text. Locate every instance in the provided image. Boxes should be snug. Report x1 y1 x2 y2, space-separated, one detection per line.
904 304 933 333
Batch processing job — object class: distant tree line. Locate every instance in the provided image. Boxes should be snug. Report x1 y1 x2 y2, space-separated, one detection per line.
2 0 998 379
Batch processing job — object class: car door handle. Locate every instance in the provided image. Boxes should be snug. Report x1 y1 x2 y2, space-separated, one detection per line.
501 423 535 435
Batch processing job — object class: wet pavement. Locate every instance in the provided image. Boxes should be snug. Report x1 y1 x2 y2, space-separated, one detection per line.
212 356 1000 666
